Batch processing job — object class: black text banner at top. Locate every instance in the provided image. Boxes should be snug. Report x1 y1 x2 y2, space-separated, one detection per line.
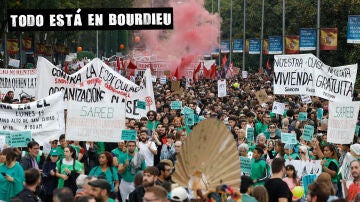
7 7 173 32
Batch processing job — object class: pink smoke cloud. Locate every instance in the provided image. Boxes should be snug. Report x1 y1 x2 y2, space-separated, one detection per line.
139 0 220 77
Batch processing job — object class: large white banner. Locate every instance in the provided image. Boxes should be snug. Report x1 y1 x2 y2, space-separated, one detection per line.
127 68 156 119
285 160 322 179
0 92 65 145
327 101 360 144
274 54 357 102
0 69 37 100
66 101 126 142
36 57 154 118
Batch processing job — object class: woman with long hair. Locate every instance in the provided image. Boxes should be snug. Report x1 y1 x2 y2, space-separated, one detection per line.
321 144 339 194
88 151 119 193
55 146 84 195
252 186 269 202
41 149 60 202
0 148 25 201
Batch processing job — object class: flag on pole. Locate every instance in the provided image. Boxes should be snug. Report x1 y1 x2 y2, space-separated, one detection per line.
222 54 228 68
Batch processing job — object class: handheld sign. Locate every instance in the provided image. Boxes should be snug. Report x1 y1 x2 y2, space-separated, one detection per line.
182 106 194 115
185 113 195 126
171 101 182 110
281 133 297 144
303 125 314 141
137 100 147 110
247 127 254 142
0 131 11 146
272 101 285 115
121 130 137 141
317 108 323 120
240 156 251 175
298 112 308 121
10 131 32 147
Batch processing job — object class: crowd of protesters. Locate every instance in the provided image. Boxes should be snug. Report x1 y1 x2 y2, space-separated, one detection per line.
1 72 360 202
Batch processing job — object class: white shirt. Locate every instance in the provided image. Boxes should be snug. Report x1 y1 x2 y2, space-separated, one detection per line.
138 141 157 166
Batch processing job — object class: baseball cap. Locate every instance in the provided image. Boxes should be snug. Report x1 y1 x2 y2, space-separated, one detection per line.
88 179 111 193
49 149 59 156
170 187 188 202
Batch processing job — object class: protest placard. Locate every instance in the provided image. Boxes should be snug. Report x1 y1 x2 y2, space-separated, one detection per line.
171 80 180 92
327 101 360 144
171 101 182 110
160 76 167 84
240 156 251 176
317 108 323 120
273 54 357 102
255 89 269 104
137 100 146 110
301 94 312 104
182 106 194 115
121 130 137 141
0 136 5 151
217 80 227 97
242 71 248 79
0 69 37 101
303 125 314 141
10 131 32 147
185 113 194 126
272 101 285 115
0 92 65 145
298 112 308 121
281 133 297 144
36 58 156 119
247 128 254 142
66 101 126 142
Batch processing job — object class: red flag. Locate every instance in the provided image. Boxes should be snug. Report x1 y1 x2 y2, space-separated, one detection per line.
266 58 271 70
221 55 227 68
116 57 121 71
64 62 68 73
210 64 217 79
174 67 180 80
193 62 202 82
127 61 137 69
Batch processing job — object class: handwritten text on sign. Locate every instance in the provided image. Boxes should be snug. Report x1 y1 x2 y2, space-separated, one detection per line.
0 92 65 144
66 101 126 142
327 101 360 144
274 54 357 102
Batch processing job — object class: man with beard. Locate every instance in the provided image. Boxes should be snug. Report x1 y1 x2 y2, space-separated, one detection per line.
118 141 146 202
88 179 114 202
345 160 360 201
128 166 159 202
138 129 157 166
156 162 172 192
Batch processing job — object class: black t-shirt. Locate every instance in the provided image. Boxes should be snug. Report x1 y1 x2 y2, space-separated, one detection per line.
265 178 292 202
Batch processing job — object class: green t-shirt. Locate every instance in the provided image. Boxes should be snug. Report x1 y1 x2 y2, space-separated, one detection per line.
119 153 146 182
111 148 126 161
0 162 25 202
89 166 119 191
56 159 84 188
56 146 65 160
250 158 269 186
147 120 160 131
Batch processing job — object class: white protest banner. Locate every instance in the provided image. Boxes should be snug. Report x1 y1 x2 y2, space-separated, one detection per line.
327 101 360 144
0 92 65 145
0 69 37 100
217 80 227 97
274 54 357 102
66 101 126 142
272 101 285 115
8 58 20 68
285 160 322 179
36 57 150 118
127 68 156 119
